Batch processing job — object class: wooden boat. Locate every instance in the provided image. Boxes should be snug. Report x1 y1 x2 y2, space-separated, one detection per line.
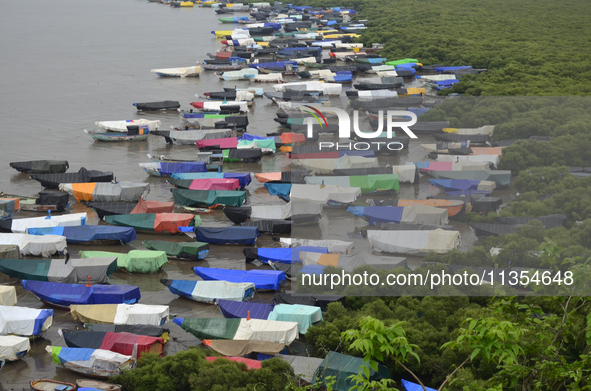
30 380 76 391
76 380 122 391
84 129 149 142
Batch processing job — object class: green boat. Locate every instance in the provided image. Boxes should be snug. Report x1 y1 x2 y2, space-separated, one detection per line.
143 240 209 260
172 188 247 207
104 213 200 234
80 250 168 274
384 58 419 66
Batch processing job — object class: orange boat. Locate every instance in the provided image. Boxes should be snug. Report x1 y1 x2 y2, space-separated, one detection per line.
396 199 465 218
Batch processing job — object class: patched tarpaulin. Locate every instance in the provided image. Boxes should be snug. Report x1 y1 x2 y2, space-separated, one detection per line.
60 182 149 202
0 257 118 283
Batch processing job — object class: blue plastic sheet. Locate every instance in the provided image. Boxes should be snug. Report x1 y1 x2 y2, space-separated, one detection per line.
217 299 274 319
57 347 95 364
33 309 54 336
347 206 404 225
257 246 328 264
21 280 141 306
28 225 136 244
159 162 207 175
264 183 292 199
194 267 286 291
166 280 198 300
401 379 437 391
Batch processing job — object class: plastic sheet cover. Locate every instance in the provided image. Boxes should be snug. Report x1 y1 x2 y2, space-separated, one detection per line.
9 160 69 174
143 240 209 260
305 174 400 193
171 173 251 188
0 335 30 361
290 185 361 205
0 257 117 283
0 233 67 257
174 318 241 340
216 300 274 320
70 304 169 326
272 293 346 312
105 213 194 234
84 324 170 340
21 280 140 306
37 191 69 211
367 229 461 255
161 280 255 303
80 250 168 273
130 198 174 214
172 189 247 207
299 252 408 273
63 330 164 359
194 226 259 245
267 304 322 334
47 346 135 378
313 351 390 391
206 340 286 356
279 238 355 254
231 318 298 344
9 212 87 233
426 170 511 186
223 148 263 163
194 267 286 291
60 182 149 202
0 306 54 336
0 286 17 306
348 205 449 226
30 168 113 189
28 226 136 244
248 246 328 264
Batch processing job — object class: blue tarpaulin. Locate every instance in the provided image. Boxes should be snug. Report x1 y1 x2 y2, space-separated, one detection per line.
347 206 405 225
171 172 252 188
249 61 297 69
34 309 54 336
163 279 256 302
28 225 136 244
435 66 473 72
401 379 437 391
217 299 274 319
194 267 286 291
21 280 140 307
257 246 329 264
159 162 207 175
428 179 491 196
194 226 260 245
264 183 292 200
56 347 95 364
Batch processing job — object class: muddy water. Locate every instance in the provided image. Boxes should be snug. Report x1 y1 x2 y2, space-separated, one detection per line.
0 0 515 388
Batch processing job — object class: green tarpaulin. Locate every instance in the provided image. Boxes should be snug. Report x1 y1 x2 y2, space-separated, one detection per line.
105 214 155 231
0 258 50 280
172 188 247 207
384 58 418 66
237 139 276 153
80 250 168 274
312 351 391 391
180 318 241 340
349 174 400 193
143 240 209 260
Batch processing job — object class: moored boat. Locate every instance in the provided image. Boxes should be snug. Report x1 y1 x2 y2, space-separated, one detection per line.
44 345 136 378
161 279 256 303
30 380 76 391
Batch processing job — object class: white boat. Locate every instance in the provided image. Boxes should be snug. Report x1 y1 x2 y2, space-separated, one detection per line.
253 73 283 82
0 305 54 337
95 119 161 133
70 304 169 326
0 233 67 257
218 68 258 81
367 229 461 255
0 336 30 367
150 66 201 77
8 213 87 233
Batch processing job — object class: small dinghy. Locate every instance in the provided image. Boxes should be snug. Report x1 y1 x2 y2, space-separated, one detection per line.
70 304 169 326
83 324 170 341
133 101 180 111
27 226 137 245
95 119 161 132
161 279 255 303
143 240 210 260
62 329 165 359
0 306 54 337
76 379 122 391
45 345 136 378
150 66 201 77
84 129 149 142
194 267 286 291
0 335 31 368
30 379 76 391
216 299 274 320
21 280 141 308
9 160 69 174
80 250 168 274
30 168 114 189
0 212 87 234
0 233 67 257
104 213 196 234
59 182 150 202
86 197 174 220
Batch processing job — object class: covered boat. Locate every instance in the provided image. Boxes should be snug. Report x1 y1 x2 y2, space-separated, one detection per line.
192 226 260 245
190 101 248 113
0 257 118 283
223 201 323 225
84 129 148 142
21 280 140 308
194 267 286 291
434 154 500 168
425 170 511 187
312 351 390 391
167 178 241 191
83 324 170 341
45 346 135 378
171 173 251 188
2 213 87 233
172 188 247 208
470 214 567 237
291 155 379 175
27 226 136 245
243 246 328 264
80 250 168 274
173 317 298 344
70 304 169 326
414 161 492 172
347 205 449 225
138 161 208 176
273 293 346 312
0 336 30 366
86 198 174 220
160 279 255 303
367 229 461 255
13 191 70 213
290 184 361 206
0 233 66 257
219 68 259 81
62 330 165 359
216 300 274 320
298 252 407 273
30 168 114 189
279 238 355 254
305 174 399 193
133 101 180 111
95 119 161 132
254 171 311 184
104 213 196 234
222 148 263 163
204 339 287 356
0 286 17 306
241 220 292 234
59 182 150 202
428 179 496 196
149 130 233 146
0 306 53 337
267 304 322 334
395 199 465 219
151 66 201 77
143 240 209 261
9 160 69 174
277 355 324 383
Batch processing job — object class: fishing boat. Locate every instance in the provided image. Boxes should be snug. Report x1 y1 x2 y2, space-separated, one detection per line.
104 213 197 234
0 257 118 283
30 167 114 189
70 304 169 326
21 280 141 309
84 129 149 142
143 240 209 260
0 306 54 337
160 279 256 303
194 267 286 291
9 160 69 174
62 329 165 359
76 379 122 391
79 250 168 274
30 380 76 391
45 346 136 378
27 226 137 245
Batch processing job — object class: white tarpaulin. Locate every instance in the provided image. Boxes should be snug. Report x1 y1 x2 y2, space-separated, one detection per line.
250 201 323 220
45 346 135 377
292 155 379 175
0 335 30 361
221 68 258 81
95 119 161 133
273 81 342 95
290 185 361 205
365 65 396 73
195 101 249 112
70 304 169 326
46 257 117 284
293 57 317 65
435 154 500 168
355 89 398 99
190 281 255 303
367 229 461 255
401 205 449 225
392 165 418 183
233 318 299 344
280 238 355 254
445 125 495 135
224 38 255 46
235 90 255 102
150 66 201 77
0 306 53 336
0 287 17 306
254 73 283 82
0 234 67 257
10 213 87 233
418 74 457 82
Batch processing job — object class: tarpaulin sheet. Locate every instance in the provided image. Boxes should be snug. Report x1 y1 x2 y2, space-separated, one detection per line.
63 330 164 359
264 183 292 199
217 300 274 320
223 148 263 163
28 226 136 244
161 279 255 303
70 304 169 326
312 351 390 391
0 286 17 306
171 173 252 188
105 213 195 234
135 101 180 111
241 220 292 234
205 356 262 370
367 229 461 255
206 340 287 356
9 160 69 174
267 304 322 334
80 250 168 274
291 155 378 175
290 185 361 205
174 318 241 340
186 178 241 191
84 324 171 342
194 267 285 290
0 335 30 361
428 179 495 195
252 246 329 263
47 345 135 378
0 233 67 257
194 226 259 245
232 318 298 344
21 280 140 307
279 238 355 255
158 162 208 175
143 240 209 260
37 191 69 211
0 257 117 283
60 182 149 202
0 306 53 336
196 137 238 149
30 168 113 189
130 198 174 214
348 205 449 226
172 189 247 207
277 355 324 383
273 293 345 312
8 212 87 233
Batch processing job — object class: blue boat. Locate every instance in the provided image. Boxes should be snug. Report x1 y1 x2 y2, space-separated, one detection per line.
194 267 286 291
243 246 328 263
193 226 260 245
160 279 255 303
216 299 274 319
249 61 297 70
171 172 252 188
428 179 492 196
264 183 292 201
21 280 140 309
27 226 137 245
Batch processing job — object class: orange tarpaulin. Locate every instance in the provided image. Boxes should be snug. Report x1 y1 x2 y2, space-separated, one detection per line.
255 172 283 183
131 197 174 214
1 198 20 210
71 183 96 202
315 253 340 267
153 213 195 234
280 133 305 144
396 199 465 218
470 147 504 156
206 356 262 370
